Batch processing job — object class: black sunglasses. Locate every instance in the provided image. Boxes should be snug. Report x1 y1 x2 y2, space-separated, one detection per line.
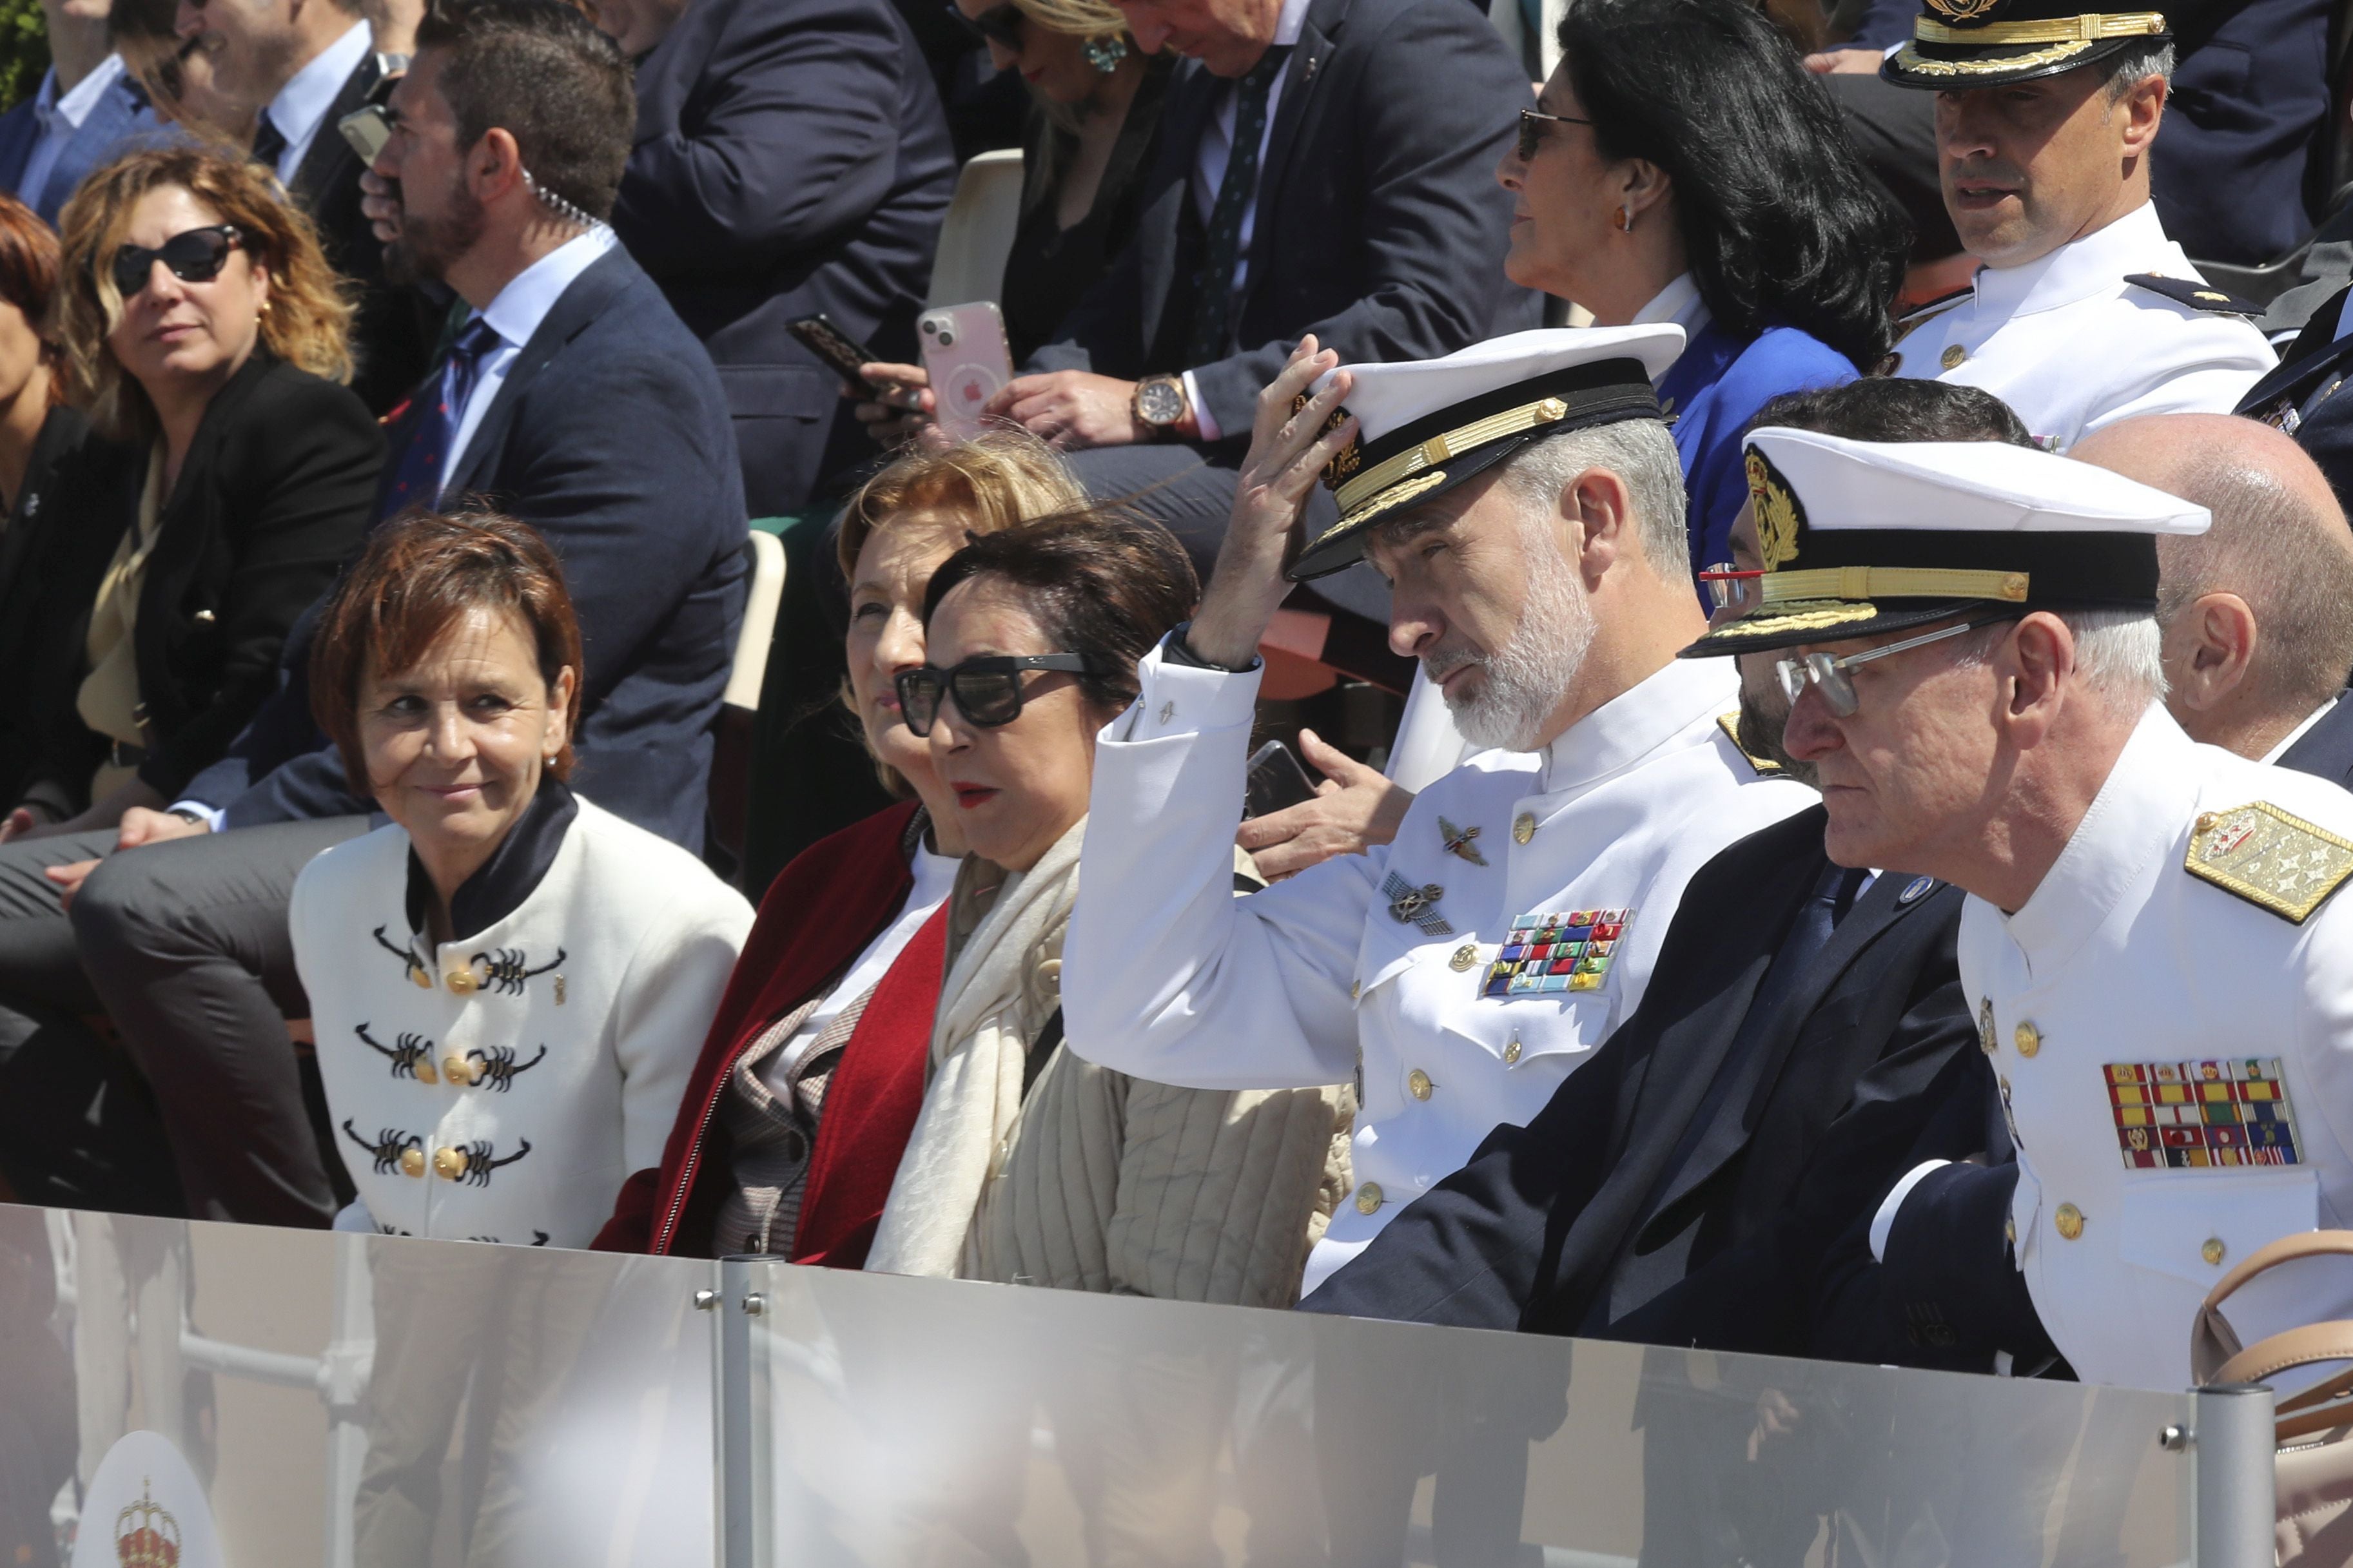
896 653 1097 737
109 224 243 300
1516 106 1594 162
944 1 1026 51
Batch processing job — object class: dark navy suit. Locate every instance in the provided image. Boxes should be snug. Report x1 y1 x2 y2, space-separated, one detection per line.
2238 282 2353 515
0 65 153 224
1301 807 1975 1342
1658 320 1857 590
613 0 953 517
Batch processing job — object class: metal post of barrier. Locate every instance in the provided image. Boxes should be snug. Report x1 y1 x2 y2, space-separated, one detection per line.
2176 1382 2276 1567
708 1255 774 1568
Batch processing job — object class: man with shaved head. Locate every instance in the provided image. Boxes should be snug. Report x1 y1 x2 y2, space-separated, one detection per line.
2072 413 2353 782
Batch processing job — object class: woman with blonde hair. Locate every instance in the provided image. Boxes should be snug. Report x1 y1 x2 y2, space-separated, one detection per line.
597 428 1091 1263
0 144 380 841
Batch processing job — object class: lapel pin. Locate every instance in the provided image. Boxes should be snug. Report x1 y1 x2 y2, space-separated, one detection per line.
1438 815 1488 866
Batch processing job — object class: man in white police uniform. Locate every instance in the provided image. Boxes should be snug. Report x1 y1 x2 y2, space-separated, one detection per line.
1875 0 2273 446
1060 327 1817 1293
1698 427 2353 1389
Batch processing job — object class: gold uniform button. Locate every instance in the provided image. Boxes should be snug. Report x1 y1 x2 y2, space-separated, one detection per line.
1940 344 1966 370
433 1147 469 1181
2202 1236 2227 1267
445 966 478 996
2195 811 2220 834
2013 1021 2040 1058
1512 812 1536 846
2054 1202 2084 1241
415 1058 439 1085
1407 1069 1433 1101
398 1147 425 1179
443 1056 473 1087
1503 1036 1522 1065
1449 943 1478 973
412 969 433 989
1354 1182 1384 1215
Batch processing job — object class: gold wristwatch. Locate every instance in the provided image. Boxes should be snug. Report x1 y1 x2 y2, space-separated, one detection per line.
1133 373 1191 437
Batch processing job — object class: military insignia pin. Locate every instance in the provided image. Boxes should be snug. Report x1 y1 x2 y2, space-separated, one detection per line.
1899 875 1935 905
1380 871 1454 936
1744 448 1804 572
2186 802 2353 923
1438 816 1488 866
1480 908 1634 996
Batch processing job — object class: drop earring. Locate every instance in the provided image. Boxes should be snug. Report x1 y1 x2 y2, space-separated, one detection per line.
1616 205 1634 233
1084 34 1129 71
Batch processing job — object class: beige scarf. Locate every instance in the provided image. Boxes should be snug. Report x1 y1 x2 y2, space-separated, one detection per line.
864 815 1084 1277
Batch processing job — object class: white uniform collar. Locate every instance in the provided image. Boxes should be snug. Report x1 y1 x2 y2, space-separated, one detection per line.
266 21 372 169
1536 655 1737 797
1999 702 2194 979
1632 271 1712 344
1971 201 2180 322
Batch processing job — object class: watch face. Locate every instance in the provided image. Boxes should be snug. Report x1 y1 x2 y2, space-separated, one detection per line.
1137 378 1186 426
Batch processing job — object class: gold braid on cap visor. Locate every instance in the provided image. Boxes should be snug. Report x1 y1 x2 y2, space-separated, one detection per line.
1759 566 2030 605
1899 9 2163 73
1331 394 1573 517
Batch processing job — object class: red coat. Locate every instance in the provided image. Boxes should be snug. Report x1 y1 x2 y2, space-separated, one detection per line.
592 801 944 1261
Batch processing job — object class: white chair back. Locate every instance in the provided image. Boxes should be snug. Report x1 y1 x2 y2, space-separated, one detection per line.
927 149 1027 309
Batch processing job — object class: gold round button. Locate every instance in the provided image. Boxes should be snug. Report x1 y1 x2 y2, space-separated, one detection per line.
1940 344 1966 371
416 1058 439 1085
1354 1182 1384 1215
445 966 478 996
1503 1036 1522 1065
1512 813 1536 846
1407 1069 1433 1101
2202 1236 2227 1267
433 1147 468 1181
1449 943 1478 973
2013 1021 2040 1058
411 967 434 989
443 1056 472 1087
2054 1202 2084 1240
398 1147 425 1179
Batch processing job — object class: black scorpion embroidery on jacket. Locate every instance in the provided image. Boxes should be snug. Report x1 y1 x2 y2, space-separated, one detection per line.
464 1043 547 1092
373 925 427 984
450 1138 533 1186
356 1022 436 1081
471 947 567 996
342 1120 422 1176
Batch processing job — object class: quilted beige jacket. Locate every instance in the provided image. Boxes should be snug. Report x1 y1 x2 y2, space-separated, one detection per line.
953 851 1354 1308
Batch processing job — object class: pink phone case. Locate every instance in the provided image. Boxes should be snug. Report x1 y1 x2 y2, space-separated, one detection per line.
919 304 1014 440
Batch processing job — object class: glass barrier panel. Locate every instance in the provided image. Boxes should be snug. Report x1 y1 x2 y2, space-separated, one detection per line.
741 1261 2198 1568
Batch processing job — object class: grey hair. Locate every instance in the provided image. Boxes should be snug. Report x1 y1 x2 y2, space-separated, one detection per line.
1490 419 1691 585
2100 39 2176 102
1953 607 2167 708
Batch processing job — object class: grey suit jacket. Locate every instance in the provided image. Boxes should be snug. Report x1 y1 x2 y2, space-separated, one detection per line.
0 64 155 223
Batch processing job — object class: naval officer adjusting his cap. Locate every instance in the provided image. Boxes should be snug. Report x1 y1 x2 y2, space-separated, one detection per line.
1875 0 2273 445
1695 428 2353 1389
1059 329 1815 1293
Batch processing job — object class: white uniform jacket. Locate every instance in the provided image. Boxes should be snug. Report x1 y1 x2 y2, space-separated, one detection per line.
1889 203 2274 449
291 796 754 1248
1064 646 1817 1291
1960 708 2353 1388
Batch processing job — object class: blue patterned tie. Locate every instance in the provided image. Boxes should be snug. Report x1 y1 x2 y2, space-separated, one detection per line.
382 316 504 516
1185 47 1289 369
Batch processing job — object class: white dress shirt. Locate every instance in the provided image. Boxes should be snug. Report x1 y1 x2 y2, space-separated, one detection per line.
1064 646 1816 1292
1889 202 2275 450
2263 695 2340 764
439 226 618 493
262 21 372 185
16 55 125 211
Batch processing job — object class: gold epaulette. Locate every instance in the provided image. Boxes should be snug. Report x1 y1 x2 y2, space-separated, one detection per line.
1717 713 1784 775
2185 802 2353 924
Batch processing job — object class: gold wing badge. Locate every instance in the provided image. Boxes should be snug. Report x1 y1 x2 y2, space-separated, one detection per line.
1438 815 1489 866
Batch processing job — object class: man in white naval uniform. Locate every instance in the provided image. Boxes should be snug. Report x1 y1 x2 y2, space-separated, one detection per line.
1061 328 1817 1293
1699 427 2353 1391
1874 0 2272 445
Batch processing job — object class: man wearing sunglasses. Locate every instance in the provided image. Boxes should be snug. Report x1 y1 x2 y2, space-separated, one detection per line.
1676 426 2353 1394
1059 329 1819 1301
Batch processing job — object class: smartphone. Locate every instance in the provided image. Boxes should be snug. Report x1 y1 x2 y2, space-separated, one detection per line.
1245 739 1321 820
788 313 890 398
337 102 392 164
917 302 1014 441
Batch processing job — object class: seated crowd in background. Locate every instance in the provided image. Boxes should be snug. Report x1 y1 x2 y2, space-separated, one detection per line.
0 0 2344 1440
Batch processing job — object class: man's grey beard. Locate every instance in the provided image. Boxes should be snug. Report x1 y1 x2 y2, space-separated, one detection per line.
1431 519 1596 753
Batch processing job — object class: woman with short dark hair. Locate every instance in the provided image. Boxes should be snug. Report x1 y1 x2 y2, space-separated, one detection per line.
1499 0 1909 586
866 512 1351 1301
290 511 752 1246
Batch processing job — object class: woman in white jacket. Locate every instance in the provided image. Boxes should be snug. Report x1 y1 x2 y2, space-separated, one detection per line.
288 512 752 1248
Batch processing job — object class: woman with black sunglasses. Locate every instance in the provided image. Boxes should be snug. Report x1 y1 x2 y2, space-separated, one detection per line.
864 511 1351 1304
0 145 379 848
1496 0 1908 603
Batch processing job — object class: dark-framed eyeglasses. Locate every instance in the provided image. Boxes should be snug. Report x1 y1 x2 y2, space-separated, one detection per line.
896 653 1098 737
1773 614 2012 719
1516 106 1594 162
1698 563 1764 614
108 224 243 300
944 1 1026 51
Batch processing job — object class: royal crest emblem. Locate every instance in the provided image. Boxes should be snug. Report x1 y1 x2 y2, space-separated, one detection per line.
1745 449 1804 571
1923 0 2000 21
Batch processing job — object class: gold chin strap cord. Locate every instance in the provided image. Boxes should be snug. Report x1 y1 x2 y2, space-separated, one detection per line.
1913 10 2164 43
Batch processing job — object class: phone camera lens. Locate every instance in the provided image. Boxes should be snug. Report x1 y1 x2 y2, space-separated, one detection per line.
921 320 936 335
937 330 955 347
